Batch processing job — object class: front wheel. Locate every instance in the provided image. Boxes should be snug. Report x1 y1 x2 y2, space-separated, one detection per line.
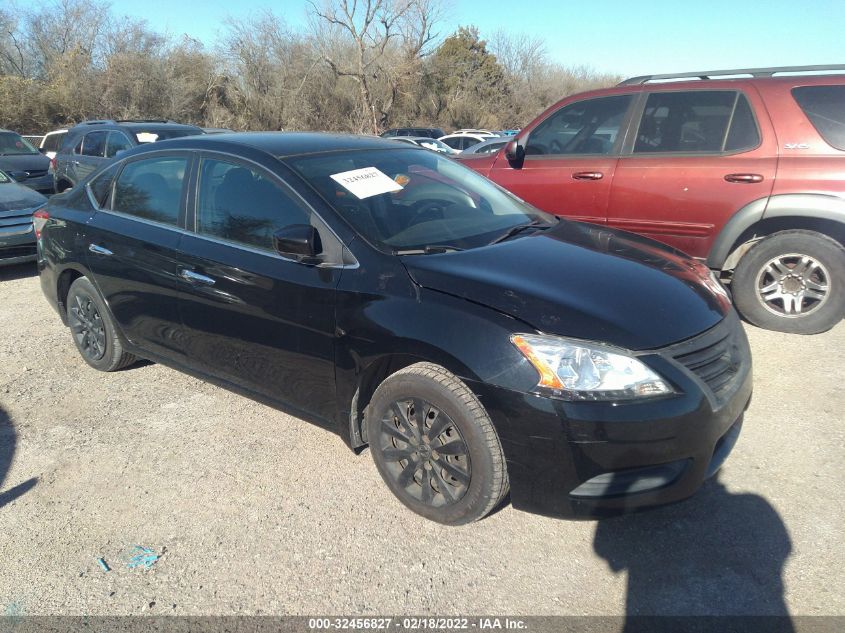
366 363 509 525
732 230 845 334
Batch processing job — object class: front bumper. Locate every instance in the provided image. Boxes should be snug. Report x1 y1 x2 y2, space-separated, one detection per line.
19 172 54 194
0 225 36 267
468 312 752 519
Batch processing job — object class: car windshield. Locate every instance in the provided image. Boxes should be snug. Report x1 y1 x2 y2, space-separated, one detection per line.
288 148 556 253
0 132 39 155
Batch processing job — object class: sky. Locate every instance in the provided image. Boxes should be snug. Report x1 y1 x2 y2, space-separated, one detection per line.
107 0 845 78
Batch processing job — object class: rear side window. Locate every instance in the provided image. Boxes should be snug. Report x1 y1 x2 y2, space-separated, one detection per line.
81 131 107 157
88 163 120 208
792 85 845 151
634 90 759 153
112 156 187 226
196 158 310 252
42 132 66 152
526 95 633 156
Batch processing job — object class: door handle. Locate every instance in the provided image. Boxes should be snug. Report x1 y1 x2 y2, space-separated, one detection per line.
179 268 215 285
88 243 113 256
724 173 764 183
572 171 604 181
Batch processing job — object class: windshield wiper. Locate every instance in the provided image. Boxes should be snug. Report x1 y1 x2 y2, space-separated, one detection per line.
393 245 464 255
489 219 553 245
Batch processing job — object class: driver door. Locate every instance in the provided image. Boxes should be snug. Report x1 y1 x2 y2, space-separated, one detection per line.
488 94 636 224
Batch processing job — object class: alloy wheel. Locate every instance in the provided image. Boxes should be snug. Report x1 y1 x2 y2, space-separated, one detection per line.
755 252 830 318
378 398 471 507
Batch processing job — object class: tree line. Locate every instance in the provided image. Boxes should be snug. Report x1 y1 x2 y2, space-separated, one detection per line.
0 0 621 136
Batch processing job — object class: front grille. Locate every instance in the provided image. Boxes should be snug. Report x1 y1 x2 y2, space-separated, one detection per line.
0 245 36 259
666 314 749 407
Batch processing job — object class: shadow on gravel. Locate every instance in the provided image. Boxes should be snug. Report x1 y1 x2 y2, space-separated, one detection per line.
0 262 38 282
593 474 793 632
0 405 37 509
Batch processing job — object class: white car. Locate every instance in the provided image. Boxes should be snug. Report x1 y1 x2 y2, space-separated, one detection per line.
437 132 499 154
39 129 68 160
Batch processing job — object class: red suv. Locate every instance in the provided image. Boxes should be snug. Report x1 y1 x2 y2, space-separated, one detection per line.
463 65 845 334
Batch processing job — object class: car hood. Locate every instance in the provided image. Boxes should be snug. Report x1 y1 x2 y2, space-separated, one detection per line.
402 221 731 351
0 183 47 212
0 153 50 174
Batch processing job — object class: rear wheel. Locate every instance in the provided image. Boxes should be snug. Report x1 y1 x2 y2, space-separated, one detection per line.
732 230 845 334
366 362 508 525
67 277 137 371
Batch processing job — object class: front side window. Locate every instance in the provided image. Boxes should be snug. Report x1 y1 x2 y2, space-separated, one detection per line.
288 148 555 253
792 85 845 151
0 131 39 155
634 90 759 153
526 95 632 156
88 163 120 208
111 155 187 225
81 131 107 157
105 132 134 158
196 158 310 251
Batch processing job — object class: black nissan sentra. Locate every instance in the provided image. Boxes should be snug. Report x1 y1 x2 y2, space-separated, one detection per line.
36 133 752 524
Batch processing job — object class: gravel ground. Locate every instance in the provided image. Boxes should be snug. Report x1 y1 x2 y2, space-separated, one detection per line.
0 262 843 618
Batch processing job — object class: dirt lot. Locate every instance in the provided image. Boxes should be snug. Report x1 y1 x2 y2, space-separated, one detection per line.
0 262 843 618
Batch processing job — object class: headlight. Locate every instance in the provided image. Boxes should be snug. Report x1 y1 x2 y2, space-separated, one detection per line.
511 334 674 401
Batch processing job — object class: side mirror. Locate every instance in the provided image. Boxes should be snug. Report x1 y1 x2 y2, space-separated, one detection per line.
273 224 322 264
504 139 525 167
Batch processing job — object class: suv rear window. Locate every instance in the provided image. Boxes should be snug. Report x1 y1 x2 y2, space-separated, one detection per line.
634 90 760 154
792 85 845 151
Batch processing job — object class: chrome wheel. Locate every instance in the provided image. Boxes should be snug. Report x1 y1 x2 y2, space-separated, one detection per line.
755 253 830 318
69 294 106 361
379 398 471 507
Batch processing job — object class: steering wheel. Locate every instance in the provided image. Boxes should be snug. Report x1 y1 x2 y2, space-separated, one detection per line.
406 199 455 228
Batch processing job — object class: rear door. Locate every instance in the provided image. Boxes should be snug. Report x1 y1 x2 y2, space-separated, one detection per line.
75 131 109 182
84 152 192 361
488 94 635 224
176 154 341 422
607 87 777 258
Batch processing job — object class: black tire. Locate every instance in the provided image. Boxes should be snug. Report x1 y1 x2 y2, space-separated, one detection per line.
732 230 845 334
365 362 508 525
67 277 137 371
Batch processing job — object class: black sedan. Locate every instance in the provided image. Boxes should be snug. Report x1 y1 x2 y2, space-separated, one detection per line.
36 133 752 524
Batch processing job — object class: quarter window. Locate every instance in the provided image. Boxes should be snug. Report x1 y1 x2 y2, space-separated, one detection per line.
112 156 187 226
81 131 107 157
196 158 310 251
526 95 632 156
634 90 759 153
792 85 845 151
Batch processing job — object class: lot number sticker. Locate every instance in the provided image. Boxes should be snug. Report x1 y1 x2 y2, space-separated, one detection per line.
330 167 403 199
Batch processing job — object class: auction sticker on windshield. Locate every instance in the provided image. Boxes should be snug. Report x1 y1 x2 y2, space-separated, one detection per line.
330 167 403 199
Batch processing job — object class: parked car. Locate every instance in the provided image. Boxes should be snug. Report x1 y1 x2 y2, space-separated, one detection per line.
0 129 53 194
456 137 508 157
0 169 47 266
53 119 204 192
438 132 499 153
37 132 751 524
39 128 69 160
386 136 459 155
462 65 845 334
380 127 446 139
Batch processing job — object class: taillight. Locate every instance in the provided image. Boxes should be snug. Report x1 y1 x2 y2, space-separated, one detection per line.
33 207 49 239
49 157 56 173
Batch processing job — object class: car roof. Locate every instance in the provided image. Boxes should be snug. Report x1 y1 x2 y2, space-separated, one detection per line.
144 131 410 158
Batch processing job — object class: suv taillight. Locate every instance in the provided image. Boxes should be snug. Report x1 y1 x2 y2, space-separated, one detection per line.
33 207 49 239
49 157 56 173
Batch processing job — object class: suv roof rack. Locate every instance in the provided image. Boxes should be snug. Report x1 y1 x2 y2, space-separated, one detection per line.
77 120 116 126
116 119 173 124
618 64 845 86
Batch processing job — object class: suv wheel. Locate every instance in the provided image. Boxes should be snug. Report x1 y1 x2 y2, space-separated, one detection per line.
732 230 845 334
67 277 137 371
365 363 509 525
